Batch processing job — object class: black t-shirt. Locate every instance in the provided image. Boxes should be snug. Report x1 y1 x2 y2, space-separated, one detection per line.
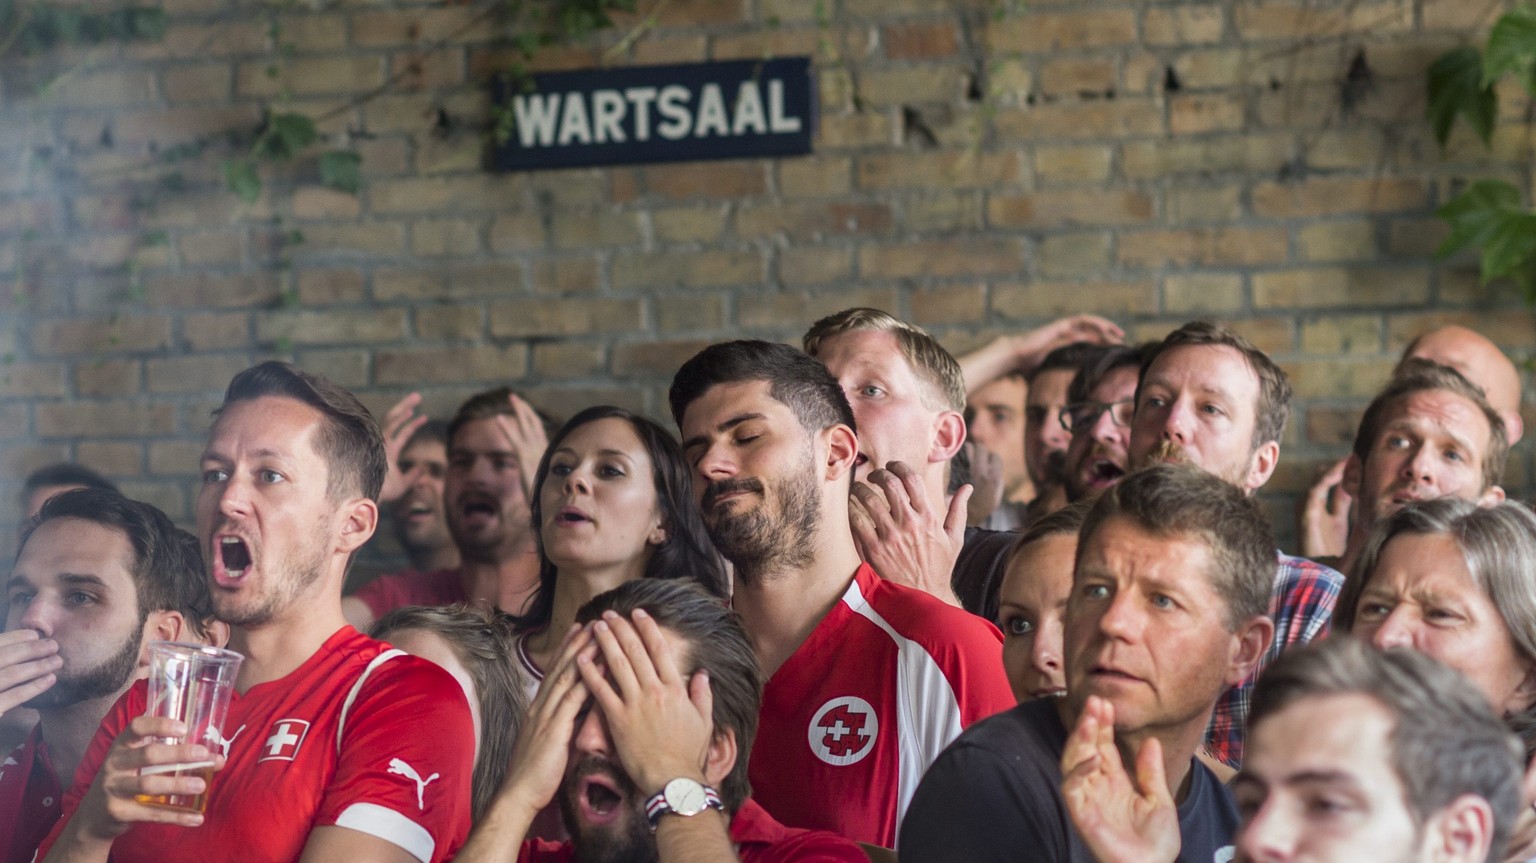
898 699 1239 863
954 527 1016 622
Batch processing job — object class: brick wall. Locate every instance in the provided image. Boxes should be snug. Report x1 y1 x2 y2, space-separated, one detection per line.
2 0 1532 556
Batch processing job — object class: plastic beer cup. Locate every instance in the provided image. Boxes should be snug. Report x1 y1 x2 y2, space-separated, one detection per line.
135 641 243 813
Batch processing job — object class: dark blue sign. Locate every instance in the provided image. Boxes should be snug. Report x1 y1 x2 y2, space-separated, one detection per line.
493 58 815 171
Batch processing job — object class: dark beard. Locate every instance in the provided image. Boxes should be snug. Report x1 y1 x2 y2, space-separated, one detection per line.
560 758 658 863
703 459 820 585
27 625 141 708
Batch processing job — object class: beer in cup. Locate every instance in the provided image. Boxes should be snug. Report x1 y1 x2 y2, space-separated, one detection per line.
136 641 243 813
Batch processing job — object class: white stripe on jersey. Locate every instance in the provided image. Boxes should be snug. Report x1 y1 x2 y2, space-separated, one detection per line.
335 801 435 862
337 649 406 754
841 578 967 834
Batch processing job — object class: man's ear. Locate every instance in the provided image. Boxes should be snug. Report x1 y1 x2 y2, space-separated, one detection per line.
1225 615 1275 688
143 609 188 646
1243 440 1281 493
1341 453 1363 503
823 424 860 482
1503 410 1524 446
1479 484 1506 507
929 410 966 465
1423 794 1496 863
336 497 379 555
703 726 738 790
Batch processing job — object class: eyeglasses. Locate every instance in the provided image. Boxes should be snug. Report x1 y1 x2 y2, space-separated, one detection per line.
1061 399 1135 432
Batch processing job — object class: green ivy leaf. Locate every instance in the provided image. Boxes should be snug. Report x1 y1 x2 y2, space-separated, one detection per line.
318 150 362 195
257 112 318 161
1483 6 1536 93
1437 179 1536 292
1427 46 1497 146
224 158 261 203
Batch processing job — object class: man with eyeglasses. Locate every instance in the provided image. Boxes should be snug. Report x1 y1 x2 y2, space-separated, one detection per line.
1061 346 1148 504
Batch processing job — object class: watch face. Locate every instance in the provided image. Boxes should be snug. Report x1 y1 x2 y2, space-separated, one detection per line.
664 778 708 815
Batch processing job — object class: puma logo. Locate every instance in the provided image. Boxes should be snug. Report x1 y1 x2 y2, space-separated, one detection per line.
387 757 440 810
212 724 247 758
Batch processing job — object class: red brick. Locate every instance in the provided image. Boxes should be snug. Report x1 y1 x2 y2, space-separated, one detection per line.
882 22 960 60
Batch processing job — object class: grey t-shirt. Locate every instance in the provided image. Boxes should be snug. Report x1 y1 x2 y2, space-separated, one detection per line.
898 699 1238 863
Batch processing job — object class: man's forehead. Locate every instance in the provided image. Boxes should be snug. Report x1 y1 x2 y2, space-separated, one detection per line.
1383 389 1491 442
1247 691 1397 781
207 395 323 459
12 517 135 590
1091 365 1140 401
682 380 791 431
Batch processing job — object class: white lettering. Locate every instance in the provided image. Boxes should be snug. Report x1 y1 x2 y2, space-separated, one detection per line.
512 92 562 147
556 92 592 145
695 82 729 138
656 85 691 140
591 89 626 143
769 79 802 133
624 86 658 141
732 80 767 135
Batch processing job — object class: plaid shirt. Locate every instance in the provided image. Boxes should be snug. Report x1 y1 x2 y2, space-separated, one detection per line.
1205 552 1343 767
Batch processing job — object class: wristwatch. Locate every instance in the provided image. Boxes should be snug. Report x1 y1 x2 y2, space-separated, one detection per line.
644 777 724 832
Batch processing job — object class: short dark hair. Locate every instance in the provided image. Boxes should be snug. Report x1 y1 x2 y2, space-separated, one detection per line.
1078 464 1274 629
404 419 449 451
217 361 385 502
1352 358 1507 490
516 406 729 631
22 463 118 499
669 340 856 435
1066 344 1150 407
577 580 761 814
1250 637 1523 859
1138 321 1292 449
1029 342 1106 386
1011 499 1091 559
446 387 559 453
20 488 214 639
371 604 528 822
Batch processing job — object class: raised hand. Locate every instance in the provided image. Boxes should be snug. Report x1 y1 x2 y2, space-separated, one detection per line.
577 609 714 795
378 393 430 506
68 716 220 842
1298 457 1351 559
849 461 966 607
0 629 61 719
501 624 594 814
1061 696 1179 863
494 394 549 504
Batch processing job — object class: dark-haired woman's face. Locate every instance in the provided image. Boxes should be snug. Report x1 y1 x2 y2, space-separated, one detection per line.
540 417 665 578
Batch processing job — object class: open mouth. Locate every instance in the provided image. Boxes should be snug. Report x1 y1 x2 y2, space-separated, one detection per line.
1088 459 1126 485
578 774 625 824
220 536 251 579
459 495 498 524
555 507 590 525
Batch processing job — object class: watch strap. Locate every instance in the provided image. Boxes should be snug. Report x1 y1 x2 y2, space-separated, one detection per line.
644 779 723 831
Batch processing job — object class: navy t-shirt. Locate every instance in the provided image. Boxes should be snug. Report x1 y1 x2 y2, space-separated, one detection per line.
899 698 1238 863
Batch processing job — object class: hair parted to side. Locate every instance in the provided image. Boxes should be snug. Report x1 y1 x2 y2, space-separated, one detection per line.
1337 498 1536 747
516 406 730 631
217 361 385 502
1352 358 1508 490
1139 320 1292 449
21 487 215 639
802 307 966 413
1028 342 1106 386
371 603 529 822
668 340 856 435
1078 463 1274 629
1065 344 1149 407
1250 637 1523 860
1009 499 1091 561
577 579 761 814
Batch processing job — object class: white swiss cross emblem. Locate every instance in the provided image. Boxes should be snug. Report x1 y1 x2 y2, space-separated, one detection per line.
807 696 878 766
258 718 311 763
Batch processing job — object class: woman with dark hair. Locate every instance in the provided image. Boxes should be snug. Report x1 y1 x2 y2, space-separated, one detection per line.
512 405 729 687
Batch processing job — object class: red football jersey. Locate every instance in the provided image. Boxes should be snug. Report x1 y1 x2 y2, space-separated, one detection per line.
747 564 1015 847
40 627 474 863
0 724 60 863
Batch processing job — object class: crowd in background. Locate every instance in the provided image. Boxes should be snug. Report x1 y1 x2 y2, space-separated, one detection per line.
2 308 1533 863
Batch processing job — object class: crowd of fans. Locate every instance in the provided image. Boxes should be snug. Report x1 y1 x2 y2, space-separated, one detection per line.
2 309 1533 863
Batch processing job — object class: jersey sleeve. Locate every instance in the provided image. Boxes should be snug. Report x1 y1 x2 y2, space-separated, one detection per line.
897 741 1067 863
34 682 145 861
313 654 475 863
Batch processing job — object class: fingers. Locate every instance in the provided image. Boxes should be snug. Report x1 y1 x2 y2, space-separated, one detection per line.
381 394 426 448
0 631 62 713
848 492 878 553
630 609 680 686
944 484 972 540
585 613 652 700
877 461 928 518
849 481 896 538
1133 737 1172 806
687 669 714 725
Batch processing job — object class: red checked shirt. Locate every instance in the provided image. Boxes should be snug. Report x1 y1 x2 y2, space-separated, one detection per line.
0 724 60 863
40 627 475 863
1205 552 1343 767
748 563 1016 847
